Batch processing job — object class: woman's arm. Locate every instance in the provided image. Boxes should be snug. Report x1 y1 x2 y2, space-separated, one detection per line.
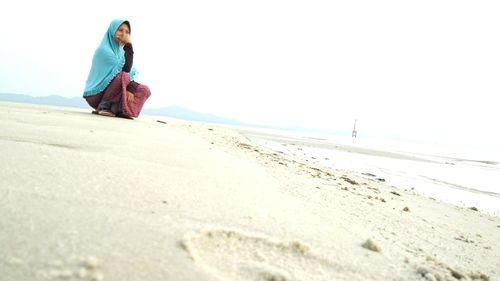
122 43 134 73
122 40 139 103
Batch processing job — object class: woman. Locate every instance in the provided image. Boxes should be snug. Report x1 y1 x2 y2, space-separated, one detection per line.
83 19 151 118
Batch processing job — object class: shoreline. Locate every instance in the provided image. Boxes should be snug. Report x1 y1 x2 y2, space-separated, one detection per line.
240 129 500 166
1 102 498 280
242 129 500 217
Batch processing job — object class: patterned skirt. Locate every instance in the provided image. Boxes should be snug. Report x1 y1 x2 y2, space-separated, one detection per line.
84 72 151 118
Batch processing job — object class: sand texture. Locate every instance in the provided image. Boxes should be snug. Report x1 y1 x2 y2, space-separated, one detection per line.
0 102 499 281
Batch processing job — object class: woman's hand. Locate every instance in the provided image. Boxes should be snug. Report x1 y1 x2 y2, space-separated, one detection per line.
127 91 135 104
121 33 132 45
116 33 132 45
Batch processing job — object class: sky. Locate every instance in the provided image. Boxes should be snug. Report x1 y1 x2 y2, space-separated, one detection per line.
1 0 499 147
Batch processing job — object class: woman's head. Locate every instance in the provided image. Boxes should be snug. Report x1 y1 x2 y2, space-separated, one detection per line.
114 21 130 46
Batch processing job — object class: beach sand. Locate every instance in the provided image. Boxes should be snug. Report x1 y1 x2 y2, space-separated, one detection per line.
0 102 498 281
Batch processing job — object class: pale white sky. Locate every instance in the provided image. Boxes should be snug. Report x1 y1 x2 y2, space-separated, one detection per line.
0 0 499 146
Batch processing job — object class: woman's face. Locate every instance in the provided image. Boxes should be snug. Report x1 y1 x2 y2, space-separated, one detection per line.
115 23 130 45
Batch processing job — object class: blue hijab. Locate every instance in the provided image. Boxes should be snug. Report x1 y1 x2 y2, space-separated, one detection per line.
83 19 138 97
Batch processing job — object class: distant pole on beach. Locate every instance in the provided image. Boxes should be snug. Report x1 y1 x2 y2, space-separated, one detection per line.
352 119 357 138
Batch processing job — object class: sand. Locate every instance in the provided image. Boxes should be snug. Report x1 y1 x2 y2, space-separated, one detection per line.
0 101 498 281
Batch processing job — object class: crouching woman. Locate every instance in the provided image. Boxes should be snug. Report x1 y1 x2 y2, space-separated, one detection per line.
83 19 151 118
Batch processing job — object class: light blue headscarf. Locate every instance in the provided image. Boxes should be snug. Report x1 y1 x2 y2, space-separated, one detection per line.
83 19 138 97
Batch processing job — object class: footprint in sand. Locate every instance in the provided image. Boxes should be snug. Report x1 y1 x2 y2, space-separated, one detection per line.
182 229 351 281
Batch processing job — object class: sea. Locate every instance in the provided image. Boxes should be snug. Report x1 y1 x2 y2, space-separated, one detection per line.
243 129 500 216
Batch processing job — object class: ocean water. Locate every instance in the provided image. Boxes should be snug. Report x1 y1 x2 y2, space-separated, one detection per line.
244 130 500 216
